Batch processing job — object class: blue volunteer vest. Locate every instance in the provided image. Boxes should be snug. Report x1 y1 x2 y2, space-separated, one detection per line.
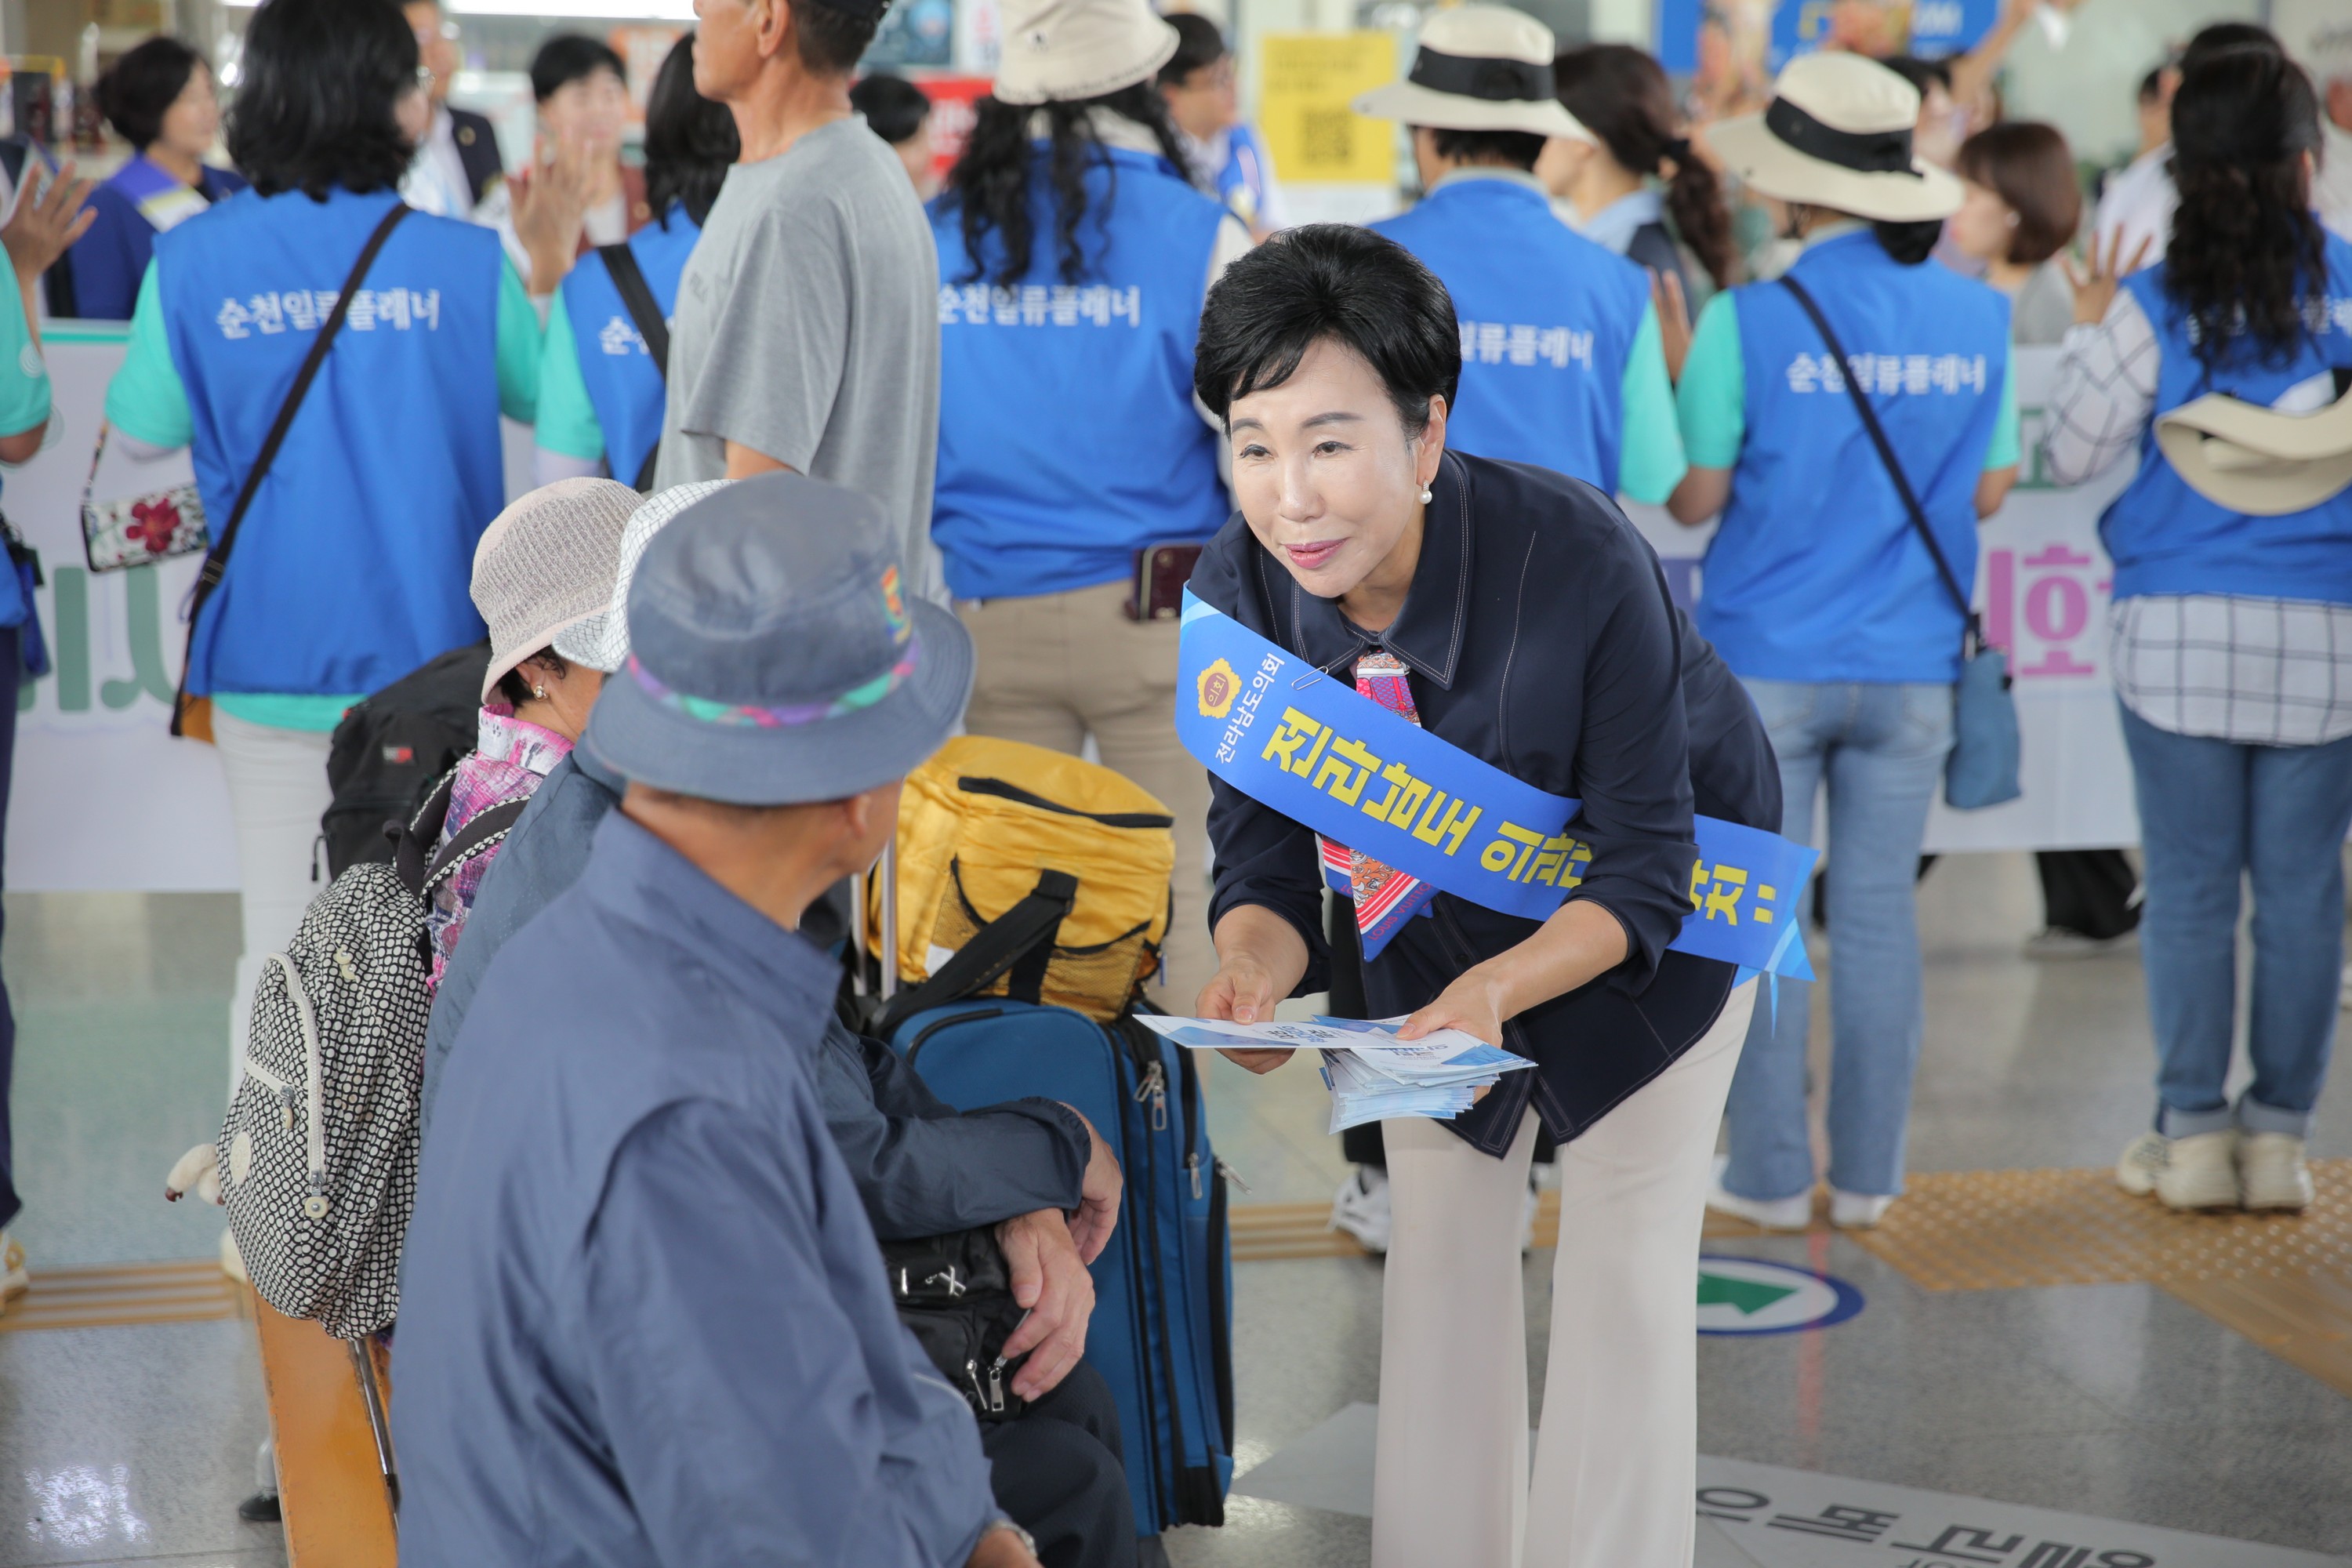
930 145 1231 601
1213 124 1275 227
561 205 700 488
1696 230 2011 684
1371 174 1650 487
157 187 505 699
2106 235 2352 607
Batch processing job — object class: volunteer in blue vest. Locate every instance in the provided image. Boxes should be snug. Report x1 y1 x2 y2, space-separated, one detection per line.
102 0 541 1098
930 0 1247 1011
1192 223 1782 1568
67 37 247 321
2044 46 2352 1216
535 33 736 491
0 163 95 1313
1668 52 2019 1232
1156 15 1283 241
1353 5 1686 501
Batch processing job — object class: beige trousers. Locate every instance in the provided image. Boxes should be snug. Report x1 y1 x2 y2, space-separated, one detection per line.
1374 981 1756 1568
957 581 1216 1010
213 711 335 1096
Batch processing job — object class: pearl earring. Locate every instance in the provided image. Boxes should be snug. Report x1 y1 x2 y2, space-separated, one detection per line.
532 684 548 700
1417 484 1433 504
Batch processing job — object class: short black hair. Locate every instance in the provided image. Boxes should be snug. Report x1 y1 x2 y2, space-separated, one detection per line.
1880 53 1953 97
2136 64 2168 103
2179 21 2278 74
1159 13 1228 87
645 31 739 227
531 34 626 103
1194 223 1460 437
850 71 932 146
227 0 417 200
95 35 203 151
796 0 885 78
495 648 568 710
1427 126 1544 170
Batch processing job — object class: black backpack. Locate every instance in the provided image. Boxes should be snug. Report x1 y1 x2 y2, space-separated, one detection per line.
320 642 492 880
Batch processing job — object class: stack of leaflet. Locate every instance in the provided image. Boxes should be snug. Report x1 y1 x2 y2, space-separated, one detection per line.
1134 1015 1534 1133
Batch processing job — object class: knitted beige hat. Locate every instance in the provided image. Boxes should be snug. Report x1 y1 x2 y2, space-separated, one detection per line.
551 481 731 675
470 478 639 703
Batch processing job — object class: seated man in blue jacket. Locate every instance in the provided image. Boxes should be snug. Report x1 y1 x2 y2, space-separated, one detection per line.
397 481 1078 1565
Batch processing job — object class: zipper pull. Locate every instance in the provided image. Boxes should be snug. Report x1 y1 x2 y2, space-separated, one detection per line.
986 1358 1007 1414
1134 1060 1169 1131
278 1083 299 1132
1188 1152 1203 1200
1217 1157 1252 1194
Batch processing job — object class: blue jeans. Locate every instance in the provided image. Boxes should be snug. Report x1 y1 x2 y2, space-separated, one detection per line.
1722 681 1953 1201
2118 703 2352 1138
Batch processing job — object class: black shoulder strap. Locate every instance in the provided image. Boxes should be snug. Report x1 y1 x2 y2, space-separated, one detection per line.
420 795 530 896
1781 275 1979 650
598 241 668 492
172 202 414 736
874 869 1077 1036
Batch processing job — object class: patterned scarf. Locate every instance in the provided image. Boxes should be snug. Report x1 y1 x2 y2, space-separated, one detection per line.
1317 651 1438 959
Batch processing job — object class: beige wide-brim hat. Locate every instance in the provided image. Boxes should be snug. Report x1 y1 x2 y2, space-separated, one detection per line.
993 0 1178 107
1707 50 1962 223
550 481 731 675
1353 5 1593 143
2157 387 2352 517
471 477 641 703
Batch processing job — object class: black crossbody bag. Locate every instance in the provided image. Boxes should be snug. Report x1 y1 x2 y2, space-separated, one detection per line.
597 242 669 492
1781 275 2021 810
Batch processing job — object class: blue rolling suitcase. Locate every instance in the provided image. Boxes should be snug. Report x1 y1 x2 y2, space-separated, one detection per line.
883 999 1235 1536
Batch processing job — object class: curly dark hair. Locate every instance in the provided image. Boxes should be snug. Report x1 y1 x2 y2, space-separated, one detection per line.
939 81 1191 289
227 0 417 199
643 32 737 229
1554 44 1735 289
2165 45 2325 370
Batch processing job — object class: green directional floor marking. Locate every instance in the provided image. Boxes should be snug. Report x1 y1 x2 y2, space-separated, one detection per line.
1697 1271 1800 1316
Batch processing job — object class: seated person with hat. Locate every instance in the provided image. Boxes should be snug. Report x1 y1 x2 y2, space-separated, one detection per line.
394 477 1124 1567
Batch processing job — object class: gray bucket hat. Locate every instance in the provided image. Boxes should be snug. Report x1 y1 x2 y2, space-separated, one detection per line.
583 473 975 806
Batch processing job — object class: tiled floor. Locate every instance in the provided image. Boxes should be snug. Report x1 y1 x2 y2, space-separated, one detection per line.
4 852 2350 1565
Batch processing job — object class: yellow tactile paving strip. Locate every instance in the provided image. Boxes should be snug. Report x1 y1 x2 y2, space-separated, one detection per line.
0 1258 245 1333
1230 1191 1760 1261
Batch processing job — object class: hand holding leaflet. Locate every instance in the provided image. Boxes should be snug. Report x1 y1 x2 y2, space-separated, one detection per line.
1135 1015 1532 1130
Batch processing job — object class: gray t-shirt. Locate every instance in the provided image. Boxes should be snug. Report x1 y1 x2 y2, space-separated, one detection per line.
656 114 944 601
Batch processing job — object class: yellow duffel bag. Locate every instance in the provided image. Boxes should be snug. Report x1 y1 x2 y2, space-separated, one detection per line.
869 735 1175 1025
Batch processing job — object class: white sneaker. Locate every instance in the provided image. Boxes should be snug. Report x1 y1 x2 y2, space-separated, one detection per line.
2152 1129 2241 1211
1329 1167 1391 1254
1830 1189 1894 1229
0 1231 26 1313
2116 1130 2167 1196
2238 1131 2314 1212
1705 1156 1812 1230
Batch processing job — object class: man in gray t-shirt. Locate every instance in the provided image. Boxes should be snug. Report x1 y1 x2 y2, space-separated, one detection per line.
661 0 943 601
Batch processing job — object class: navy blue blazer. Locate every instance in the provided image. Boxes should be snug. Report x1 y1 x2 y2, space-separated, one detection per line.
1196 448 1780 1155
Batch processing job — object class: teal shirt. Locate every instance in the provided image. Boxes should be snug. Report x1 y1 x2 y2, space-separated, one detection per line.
1676 291 2020 473
0 281 52 439
1617 302 1687 503
107 257 543 731
533 281 605 462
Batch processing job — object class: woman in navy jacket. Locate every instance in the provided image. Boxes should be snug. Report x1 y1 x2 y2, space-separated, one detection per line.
1189 223 1777 1568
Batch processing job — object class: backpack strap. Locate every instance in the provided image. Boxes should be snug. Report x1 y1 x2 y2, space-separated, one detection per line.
597 241 668 492
875 869 1077 1036
172 202 414 736
419 794 531 898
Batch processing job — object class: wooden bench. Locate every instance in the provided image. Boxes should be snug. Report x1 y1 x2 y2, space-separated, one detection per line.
251 1290 398 1566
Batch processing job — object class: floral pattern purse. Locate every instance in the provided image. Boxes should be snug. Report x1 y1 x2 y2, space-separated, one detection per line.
81 422 209 571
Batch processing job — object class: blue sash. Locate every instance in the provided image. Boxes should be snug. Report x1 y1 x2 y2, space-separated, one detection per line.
1177 592 1818 979
110 154 211 234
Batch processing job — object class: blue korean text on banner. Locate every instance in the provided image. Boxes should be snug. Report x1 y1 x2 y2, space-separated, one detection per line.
1176 592 1819 978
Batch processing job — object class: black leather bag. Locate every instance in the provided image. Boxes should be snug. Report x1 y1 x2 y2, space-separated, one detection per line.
880 1228 1032 1421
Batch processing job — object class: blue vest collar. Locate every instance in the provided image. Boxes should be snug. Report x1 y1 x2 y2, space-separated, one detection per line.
1267 450 1474 691
1425 167 1553 207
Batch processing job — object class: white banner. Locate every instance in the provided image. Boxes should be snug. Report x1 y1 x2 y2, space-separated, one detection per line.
1628 344 2139 855
2 325 532 891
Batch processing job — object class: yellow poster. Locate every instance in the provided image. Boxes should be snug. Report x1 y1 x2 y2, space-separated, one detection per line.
1258 32 1399 187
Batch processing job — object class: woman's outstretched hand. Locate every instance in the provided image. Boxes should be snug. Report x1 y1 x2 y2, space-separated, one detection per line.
2060 228 2153 327
1196 905 1310 1074
1650 267 1693 384
1398 967 1508 1048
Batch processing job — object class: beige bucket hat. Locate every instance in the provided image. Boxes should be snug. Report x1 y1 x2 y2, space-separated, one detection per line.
2156 383 2352 517
1706 50 1962 223
993 0 1178 107
470 477 640 703
1354 5 1592 143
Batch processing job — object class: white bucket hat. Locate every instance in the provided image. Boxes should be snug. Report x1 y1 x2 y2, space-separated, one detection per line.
1705 51 1962 223
551 481 731 674
2157 383 2352 517
470 478 640 703
993 0 1178 107
1353 5 1592 143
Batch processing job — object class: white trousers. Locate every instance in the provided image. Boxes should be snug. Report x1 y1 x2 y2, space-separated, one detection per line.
1373 980 1755 1568
212 711 334 1093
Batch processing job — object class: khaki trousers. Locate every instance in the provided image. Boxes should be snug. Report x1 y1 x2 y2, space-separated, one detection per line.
958 581 1215 1011
1374 981 1755 1568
